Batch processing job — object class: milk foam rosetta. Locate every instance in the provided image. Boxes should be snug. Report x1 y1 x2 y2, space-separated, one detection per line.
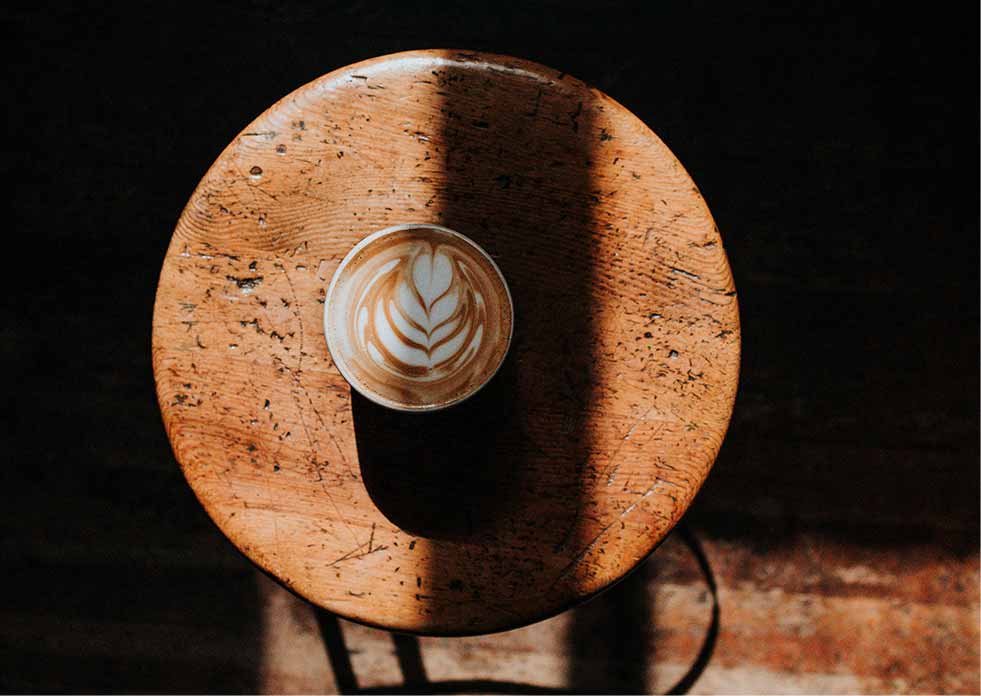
325 225 512 410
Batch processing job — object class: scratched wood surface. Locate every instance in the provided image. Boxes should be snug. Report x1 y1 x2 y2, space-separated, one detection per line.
151 50 739 634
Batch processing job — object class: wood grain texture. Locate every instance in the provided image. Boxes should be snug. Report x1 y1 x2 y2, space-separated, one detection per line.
152 49 739 635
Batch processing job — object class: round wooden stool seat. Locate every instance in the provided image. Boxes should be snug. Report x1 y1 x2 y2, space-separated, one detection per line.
152 50 739 635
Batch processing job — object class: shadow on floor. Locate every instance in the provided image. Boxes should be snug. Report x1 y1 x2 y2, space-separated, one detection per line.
315 524 720 694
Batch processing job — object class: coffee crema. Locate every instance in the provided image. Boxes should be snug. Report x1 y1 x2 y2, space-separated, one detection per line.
324 224 513 411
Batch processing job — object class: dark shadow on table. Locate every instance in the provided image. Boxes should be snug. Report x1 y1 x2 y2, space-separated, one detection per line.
352 49 656 687
352 358 523 542
352 53 600 547
351 49 618 637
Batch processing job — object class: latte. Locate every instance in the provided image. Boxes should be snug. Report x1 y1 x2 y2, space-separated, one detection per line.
324 224 513 411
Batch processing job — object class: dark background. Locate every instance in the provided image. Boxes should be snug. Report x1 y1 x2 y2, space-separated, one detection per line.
4 0 977 692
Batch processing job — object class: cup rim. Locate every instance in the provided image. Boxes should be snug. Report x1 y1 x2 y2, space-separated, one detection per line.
323 222 514 412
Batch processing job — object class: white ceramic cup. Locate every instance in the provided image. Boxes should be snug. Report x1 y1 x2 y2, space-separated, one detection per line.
324 223 513 412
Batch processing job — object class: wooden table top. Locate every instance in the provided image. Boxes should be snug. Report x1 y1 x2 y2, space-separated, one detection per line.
152 49 739 635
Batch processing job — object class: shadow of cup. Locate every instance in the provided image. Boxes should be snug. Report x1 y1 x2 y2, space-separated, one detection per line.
353 353 523 540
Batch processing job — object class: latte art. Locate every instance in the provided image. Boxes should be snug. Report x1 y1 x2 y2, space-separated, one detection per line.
325 224 512 411
355 245 486 380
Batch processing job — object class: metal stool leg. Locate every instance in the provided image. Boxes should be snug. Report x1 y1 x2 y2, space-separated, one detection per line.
315 609 360 694
392 633 429 693
314 523 719 695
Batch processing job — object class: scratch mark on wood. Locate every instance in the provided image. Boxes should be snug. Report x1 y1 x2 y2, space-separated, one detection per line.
605 408 664 486
670 266 701 281
555 479 662 583
555 520 616 582
278 259 356 481
328 539 390 567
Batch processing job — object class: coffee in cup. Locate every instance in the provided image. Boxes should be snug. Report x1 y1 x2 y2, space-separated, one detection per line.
324 223 513 411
